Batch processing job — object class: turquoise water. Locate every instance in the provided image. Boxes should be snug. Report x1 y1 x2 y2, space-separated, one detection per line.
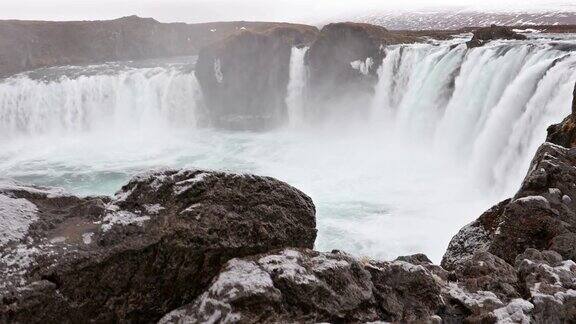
0 124 494 262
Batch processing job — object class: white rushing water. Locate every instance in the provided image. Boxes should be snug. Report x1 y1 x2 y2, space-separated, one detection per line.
373 37 576 196
1 37 576 262
286 46 309 127
0 62 202 139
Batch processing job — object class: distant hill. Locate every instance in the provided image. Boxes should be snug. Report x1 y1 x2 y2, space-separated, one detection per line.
350 10 576 30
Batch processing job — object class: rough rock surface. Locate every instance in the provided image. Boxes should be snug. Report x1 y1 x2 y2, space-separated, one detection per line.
161 247 576 323
547 114 576 148
0 16 316 77
0 169 315 322
195 25 318 130
444 142 576 267
547 83 576 148
159 249 443 323
305 23 419 120
466 25 528 48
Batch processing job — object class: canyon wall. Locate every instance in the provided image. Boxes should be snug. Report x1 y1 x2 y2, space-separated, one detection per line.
0 16 311 77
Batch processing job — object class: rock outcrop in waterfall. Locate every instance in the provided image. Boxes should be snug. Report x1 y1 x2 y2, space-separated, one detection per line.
547 85 576 148
466 25 527 48
194 24 318 130
305 23 419 120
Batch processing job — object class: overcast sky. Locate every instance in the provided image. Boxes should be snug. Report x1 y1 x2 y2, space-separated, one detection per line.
1 0 575 23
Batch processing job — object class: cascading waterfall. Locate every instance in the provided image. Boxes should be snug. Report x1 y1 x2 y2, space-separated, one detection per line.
286 46 309 127
372 38 576 196
2 36 576 262
0 64 202 139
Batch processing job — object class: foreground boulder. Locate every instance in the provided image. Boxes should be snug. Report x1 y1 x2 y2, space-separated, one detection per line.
160 249 444 323
466 25 527 48
160 247 576 323
195 25 318 130
0 169 316 322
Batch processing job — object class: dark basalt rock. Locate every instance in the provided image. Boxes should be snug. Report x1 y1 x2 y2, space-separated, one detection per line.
548 114 576 148
515 249 576 323
159 248 443 323
160 246 576 323
466 25 528 48
305 23 419 120
0 169 316 323
444 142 576 267
194 25 318 130
547 82 576 148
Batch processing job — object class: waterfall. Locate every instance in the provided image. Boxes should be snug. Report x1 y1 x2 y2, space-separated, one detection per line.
0 64 203 139
286 46 309 127
372 39 576 196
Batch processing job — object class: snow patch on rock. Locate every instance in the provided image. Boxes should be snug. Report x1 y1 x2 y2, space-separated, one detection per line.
173 173 208 195
493 299 533 324
144 203 164 215
446 282 503 311
258 249 318 284
350 57 374 75
0 194 38 247
0 179 68 198
82 232 94 245
101 211 150 232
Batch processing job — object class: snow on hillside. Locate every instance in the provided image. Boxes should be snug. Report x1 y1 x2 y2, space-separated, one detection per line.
346 9 576 30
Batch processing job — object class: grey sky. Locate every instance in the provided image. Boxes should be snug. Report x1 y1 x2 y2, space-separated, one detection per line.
0 0 575 23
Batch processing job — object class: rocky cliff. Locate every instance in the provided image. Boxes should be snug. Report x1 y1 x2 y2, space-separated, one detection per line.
0 16 313 77
194 24 318 130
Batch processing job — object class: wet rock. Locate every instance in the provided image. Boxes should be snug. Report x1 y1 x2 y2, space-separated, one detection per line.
466 25 527 48
547 83 576 148
195 25 318 130
305 23 418 120
160 249 443 323
0 169 316 322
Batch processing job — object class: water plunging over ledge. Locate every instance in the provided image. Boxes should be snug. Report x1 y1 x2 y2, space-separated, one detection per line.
1 36 576 262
